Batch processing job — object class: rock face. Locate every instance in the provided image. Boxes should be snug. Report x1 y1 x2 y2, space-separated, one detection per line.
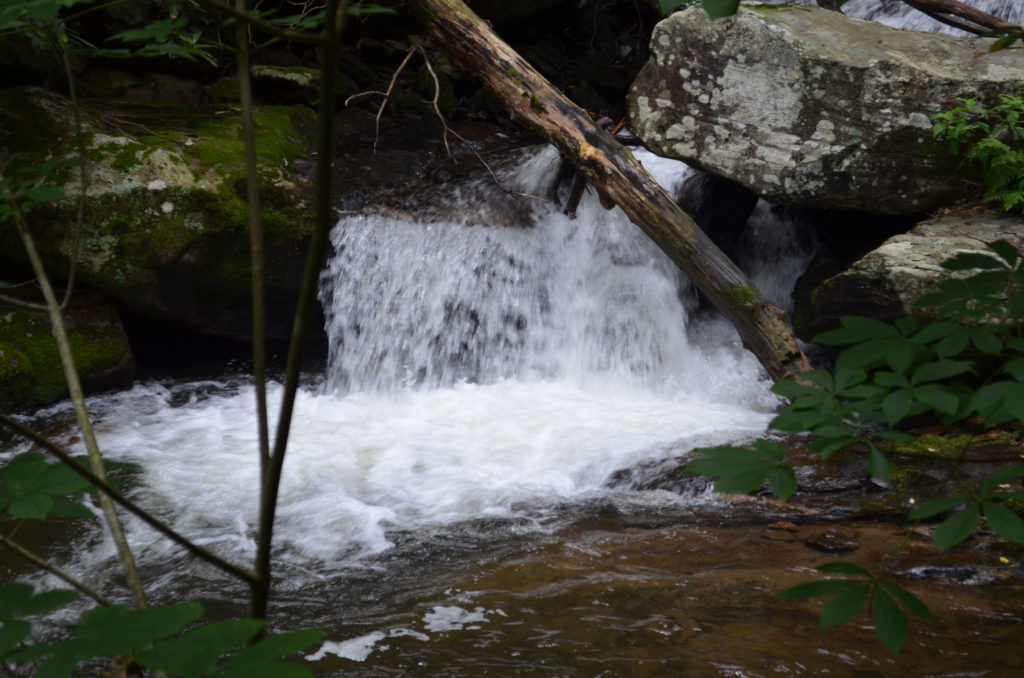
627 4 1024 214
794 209 1024 338
0 87 317 341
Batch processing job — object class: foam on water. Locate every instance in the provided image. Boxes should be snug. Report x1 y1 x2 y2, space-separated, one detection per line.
8 147 790 583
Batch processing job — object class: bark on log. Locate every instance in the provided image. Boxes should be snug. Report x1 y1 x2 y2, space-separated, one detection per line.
406 0 812 382
900 0 1018 35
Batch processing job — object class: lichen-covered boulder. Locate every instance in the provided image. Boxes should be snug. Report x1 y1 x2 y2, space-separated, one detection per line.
0 296 134 412
627 4 1024 214
0 86 317 341
793 210 1024 339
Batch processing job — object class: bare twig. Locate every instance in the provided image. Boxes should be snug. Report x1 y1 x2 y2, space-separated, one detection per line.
418 43 453 157
0 533 113 607
345 45 418 157
250 0 349 622
234 0 271 486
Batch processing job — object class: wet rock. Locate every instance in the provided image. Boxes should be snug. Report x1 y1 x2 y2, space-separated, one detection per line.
627 4 1024 213
804 529 860 553
796 209 1024 337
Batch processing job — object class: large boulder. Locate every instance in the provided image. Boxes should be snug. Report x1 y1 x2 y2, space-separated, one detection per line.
627 4 1024 214
0 87 317 341
793 209 1024 339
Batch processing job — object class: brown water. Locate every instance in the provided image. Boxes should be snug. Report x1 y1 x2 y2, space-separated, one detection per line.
300 509 1023 677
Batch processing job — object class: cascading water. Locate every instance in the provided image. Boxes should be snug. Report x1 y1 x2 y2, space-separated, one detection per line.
10 148 790 591
7 3 1016 674
844 0 1022 34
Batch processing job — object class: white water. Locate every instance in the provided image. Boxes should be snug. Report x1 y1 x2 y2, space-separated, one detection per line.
844 0 1022 34
4 148 800 592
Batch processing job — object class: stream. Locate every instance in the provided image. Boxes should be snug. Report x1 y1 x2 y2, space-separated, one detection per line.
3 2 1024 675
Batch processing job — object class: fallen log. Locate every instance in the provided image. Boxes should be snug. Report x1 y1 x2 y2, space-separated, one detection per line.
406 0 811 382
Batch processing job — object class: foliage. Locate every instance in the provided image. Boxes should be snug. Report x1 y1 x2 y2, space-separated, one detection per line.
932 94 1024 212
778 562 933 656
685 239 1024 653
0 583 324 678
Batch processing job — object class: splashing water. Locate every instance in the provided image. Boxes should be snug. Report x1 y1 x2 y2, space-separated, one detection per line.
3 147 809 591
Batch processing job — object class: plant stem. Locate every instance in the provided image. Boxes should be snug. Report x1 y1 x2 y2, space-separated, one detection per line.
234 0 271 484
8 201 148 610
249 0 347 620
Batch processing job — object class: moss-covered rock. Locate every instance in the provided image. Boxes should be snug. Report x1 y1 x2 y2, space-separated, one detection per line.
0 297 134 412
0 87 318 341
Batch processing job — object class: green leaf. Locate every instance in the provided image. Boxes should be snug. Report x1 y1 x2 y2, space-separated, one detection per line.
911 359 973 385
0 619 31 658
753 439 786 461
972 326 1003 354
9 494 54 520
815 562 872 577
772 379 817 400
777 580 859 599
1008 290 1024 320
1003 357 1024 381
881 582 933 621
820 584 870 630
867 444 893 479
819 316 900 344
933 504 981 550
659 0 688 14
988 240 1020 268
25 185 62 203
836 339 893 371
912 321 958 344
875 371 909 388
934 329 970 357
882 389 913 425
982 501 1024 545
217 629 326 678
887 341 914 373
767 466 798 501
702 0 741 20
912 385 960 415
808 437 854 460
47 498 94 519
69 603 203 656
895 316 920 336
139 619 264 676
980 462 1024 495
909 495 968 520
941 252 1008 271
872 588 908 655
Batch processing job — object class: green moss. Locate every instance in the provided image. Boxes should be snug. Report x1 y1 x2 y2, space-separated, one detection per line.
0 306 130 410
723 284 759 310
885 432 1019 460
